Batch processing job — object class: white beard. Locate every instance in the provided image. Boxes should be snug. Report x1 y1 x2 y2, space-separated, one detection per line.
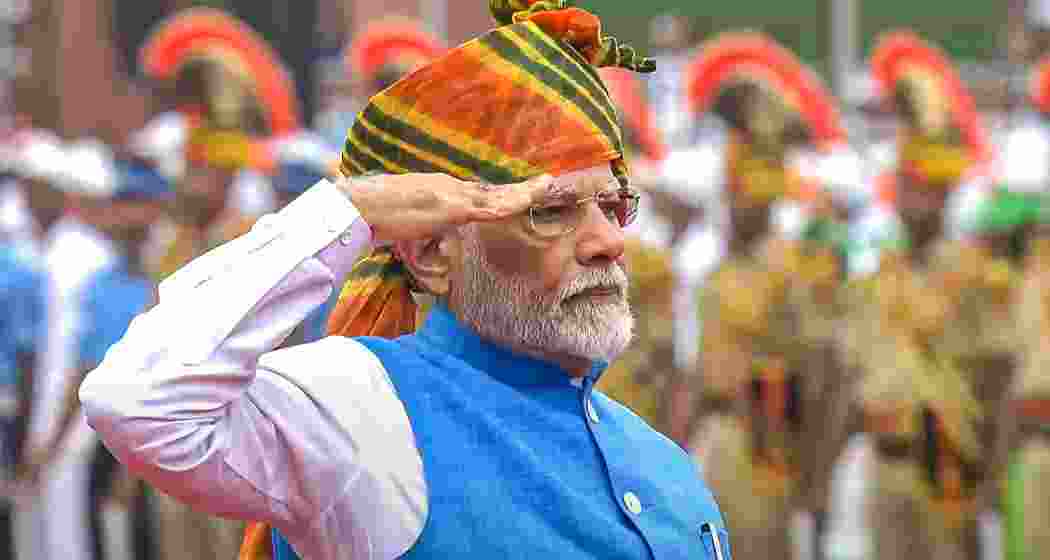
452 226 634 364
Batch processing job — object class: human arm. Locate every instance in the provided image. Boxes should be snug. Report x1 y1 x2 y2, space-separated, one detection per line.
79 173 554 542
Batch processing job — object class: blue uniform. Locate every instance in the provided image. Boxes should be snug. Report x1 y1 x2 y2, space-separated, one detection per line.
0 243 46 475
76 260 154 371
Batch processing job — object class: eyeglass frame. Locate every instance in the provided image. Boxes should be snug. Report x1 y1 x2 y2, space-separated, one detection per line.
524 186 641 239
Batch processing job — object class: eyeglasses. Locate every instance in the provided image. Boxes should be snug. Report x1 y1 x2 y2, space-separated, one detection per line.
527 187 641 238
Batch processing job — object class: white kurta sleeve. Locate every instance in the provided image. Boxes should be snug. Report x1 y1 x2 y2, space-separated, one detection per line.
79 179 390 532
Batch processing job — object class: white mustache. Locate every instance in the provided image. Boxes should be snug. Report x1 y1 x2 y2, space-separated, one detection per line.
560 266 629 302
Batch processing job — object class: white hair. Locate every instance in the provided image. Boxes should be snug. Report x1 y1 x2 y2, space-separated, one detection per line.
451 224 634 364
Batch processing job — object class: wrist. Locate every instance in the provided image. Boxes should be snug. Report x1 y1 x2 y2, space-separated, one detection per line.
335 173 392 247
335 171 383 204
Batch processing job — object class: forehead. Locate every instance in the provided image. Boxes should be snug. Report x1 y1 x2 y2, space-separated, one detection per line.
550 165 618 193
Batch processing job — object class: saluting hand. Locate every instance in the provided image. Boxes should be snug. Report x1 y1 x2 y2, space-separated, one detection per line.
337 173 555 243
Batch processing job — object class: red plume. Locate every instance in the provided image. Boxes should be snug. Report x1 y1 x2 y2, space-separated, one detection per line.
869 30 988 165
140 7 301 136
598 68 667 162
1031 55 1050 115
347 18 445 80
684 32 846 149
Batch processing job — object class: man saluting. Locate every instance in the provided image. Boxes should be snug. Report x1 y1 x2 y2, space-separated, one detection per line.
79 2 731 559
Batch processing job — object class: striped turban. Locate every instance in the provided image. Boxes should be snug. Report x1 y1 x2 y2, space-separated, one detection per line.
326 0 654 340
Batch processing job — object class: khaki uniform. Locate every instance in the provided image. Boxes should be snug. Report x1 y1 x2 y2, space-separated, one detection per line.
689 243 799 560
1005 240 1050 560
787 245 855 522
847 242 1014 560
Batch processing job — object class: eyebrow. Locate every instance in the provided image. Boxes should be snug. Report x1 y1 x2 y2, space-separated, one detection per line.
557 177 621 198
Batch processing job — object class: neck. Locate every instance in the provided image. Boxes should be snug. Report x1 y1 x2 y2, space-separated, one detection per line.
728 224 767 256
119 241 146 276
907 225 940 268
447 299 594 378
508 342 593 377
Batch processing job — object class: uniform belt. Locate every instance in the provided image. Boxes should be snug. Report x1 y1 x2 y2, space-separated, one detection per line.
1015 399 1050 438
1015 398 1050 424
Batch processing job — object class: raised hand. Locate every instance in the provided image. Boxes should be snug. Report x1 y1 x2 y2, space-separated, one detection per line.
338 172 555 243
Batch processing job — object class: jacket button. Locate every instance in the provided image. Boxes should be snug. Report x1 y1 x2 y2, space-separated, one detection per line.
623 492 641 514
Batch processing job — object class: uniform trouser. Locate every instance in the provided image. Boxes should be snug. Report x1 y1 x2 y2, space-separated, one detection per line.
868 456 979 560
90 442 119 560
0 501 13 560
1006 436 1050 560
152 491 244 560
14 450 94 560
89 441 156 560
692 413 795 560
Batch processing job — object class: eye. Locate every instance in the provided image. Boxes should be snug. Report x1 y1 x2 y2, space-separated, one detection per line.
602 191 640 227
598 199 621 223
531 204 573 225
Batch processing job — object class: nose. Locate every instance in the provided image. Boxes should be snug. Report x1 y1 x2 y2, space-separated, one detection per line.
575 202 625 266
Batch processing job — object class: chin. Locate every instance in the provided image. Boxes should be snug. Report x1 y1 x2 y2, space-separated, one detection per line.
551 300 635 363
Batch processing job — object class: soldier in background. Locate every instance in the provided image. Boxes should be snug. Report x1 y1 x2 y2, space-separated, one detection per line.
10 133 122 560
645 13 695 149
139 8 298 281
679 32 849 560
787 146 867 560
846 31 996 560
0 236 46 560
25 145 173 560
998 58 1050 560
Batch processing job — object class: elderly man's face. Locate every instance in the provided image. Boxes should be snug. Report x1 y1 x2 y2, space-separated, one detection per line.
449 165 634 365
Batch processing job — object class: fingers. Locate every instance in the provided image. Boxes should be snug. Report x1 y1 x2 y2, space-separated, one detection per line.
465 174 555 222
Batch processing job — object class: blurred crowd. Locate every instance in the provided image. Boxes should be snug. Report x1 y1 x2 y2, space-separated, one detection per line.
0 4 1042 560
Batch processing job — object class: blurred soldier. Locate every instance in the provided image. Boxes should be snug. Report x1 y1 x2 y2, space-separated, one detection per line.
139 7 300 281
645 13 694 149
133 8 304 560
999 60 1050 560
28 148 172 560
317 18 445 149
847 31 996 560
9 133 120 560
3 129 65 560
679 32 849 560
0 238 46 560
789 146 867 560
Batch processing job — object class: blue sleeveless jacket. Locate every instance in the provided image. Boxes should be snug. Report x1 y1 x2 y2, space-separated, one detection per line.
275 305 730 559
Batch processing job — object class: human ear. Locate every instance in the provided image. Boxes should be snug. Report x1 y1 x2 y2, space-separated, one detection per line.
394 234 458 297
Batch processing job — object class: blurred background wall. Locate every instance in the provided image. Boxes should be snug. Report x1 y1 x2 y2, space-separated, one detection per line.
0 0 1022 143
